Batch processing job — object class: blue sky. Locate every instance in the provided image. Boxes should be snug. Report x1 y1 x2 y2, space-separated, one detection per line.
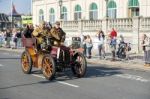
0 0 31 15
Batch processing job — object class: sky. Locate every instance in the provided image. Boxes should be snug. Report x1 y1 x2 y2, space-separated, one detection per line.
0 0 31 15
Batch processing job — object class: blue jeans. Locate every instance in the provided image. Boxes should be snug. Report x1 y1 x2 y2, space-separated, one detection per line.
144 50 150 64
86 46 92 58
17 38 22 48
98 44 105 58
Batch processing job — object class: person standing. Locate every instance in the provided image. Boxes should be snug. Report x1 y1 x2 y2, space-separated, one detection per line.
82 35 87 56
141 34 150 67
85 35 93 59
5 29 12 48
96 30 105 59
110 28 117 37
110 36 117 61
16 29 22 48
0 31 2 47
12 29 17 49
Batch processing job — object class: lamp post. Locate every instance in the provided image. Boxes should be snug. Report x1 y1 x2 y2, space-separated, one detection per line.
105 0 108 18
58 0 62 20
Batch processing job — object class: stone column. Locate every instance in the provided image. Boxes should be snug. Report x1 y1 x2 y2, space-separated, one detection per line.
132 16 141 53
78 19 83 37
102 18 108 35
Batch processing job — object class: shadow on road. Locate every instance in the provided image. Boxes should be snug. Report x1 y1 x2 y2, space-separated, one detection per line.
0 82 40 90
0 65 123 89
85 65 123 78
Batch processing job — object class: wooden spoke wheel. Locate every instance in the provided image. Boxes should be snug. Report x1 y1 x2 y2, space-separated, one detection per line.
42 54 55 80
21 51 32 74
72 52 87 78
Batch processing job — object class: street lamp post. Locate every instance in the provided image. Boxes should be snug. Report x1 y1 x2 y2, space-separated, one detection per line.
105 0 108 18
58 0 62 20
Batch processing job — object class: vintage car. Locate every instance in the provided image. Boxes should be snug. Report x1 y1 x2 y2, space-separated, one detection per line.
21 35 87 80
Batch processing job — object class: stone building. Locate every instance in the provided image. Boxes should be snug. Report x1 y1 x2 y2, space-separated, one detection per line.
32 0 150 24
32 0 150 53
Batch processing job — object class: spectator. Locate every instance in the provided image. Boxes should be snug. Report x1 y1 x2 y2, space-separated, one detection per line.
96 30 105 59
82 35 87 56
110 28 117 38
1 31 5 46
85 35 93 59
0 31 2 47
12 29 17 49
141 34 150 67
109 34 117 61
16 29 22 48
118 34 124 44
5 29 12 48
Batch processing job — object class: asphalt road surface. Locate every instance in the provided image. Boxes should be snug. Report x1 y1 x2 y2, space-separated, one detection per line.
0 50 150 99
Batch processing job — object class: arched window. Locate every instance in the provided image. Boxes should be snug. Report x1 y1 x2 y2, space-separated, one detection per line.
74 5 82 20
89 3 98 20
128 0 139 17
61 6 67 21
39 9 44 23
108 0 117 18
49 8 55 24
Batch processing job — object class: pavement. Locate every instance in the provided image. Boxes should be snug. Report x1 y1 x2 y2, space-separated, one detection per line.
0 47 150 71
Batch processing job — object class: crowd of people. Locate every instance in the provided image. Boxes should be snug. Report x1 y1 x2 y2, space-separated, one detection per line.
0 28 23 49
81 28 131 60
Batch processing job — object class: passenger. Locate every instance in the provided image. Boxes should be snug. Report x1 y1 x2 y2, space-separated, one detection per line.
23 24 34 38
32 21 47 45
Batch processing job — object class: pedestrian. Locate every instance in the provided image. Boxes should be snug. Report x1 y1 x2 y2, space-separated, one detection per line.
82 35 87 56
109 30 117 61
0 31 2 47
1 31 5 46
16 29 22 48
141 34 150 67
5 29 12 48
110 28 117 38
96 30 105 59
85 35 93 59
12 29 17 49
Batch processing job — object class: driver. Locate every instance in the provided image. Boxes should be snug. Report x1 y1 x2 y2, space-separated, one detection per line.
48 21 67 60
49 21 66 46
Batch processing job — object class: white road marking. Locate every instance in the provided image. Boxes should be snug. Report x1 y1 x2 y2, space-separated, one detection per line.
32 74 45 79
32 74 79 88
57 81 79 88
115 74 149 83
96 69 149 83
0 64 4 67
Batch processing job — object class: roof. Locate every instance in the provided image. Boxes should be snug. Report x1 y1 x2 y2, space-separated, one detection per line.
0 13 10 22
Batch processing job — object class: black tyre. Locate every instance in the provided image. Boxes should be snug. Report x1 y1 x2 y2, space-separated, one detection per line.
72 52 87 78
42 54 55 80
21 51 32 74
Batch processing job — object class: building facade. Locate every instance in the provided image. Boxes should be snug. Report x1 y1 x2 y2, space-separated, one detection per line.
32 0 150 53
32 0 150 25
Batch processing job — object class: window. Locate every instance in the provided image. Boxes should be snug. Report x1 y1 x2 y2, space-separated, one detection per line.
89 3 98 20
49 8 55 24
108 0 117 18
74 5 82 20
128 0 139 17
39 9 44 23
61 6 67 21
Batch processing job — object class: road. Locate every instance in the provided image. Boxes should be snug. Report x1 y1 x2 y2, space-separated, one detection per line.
0 50 150 99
